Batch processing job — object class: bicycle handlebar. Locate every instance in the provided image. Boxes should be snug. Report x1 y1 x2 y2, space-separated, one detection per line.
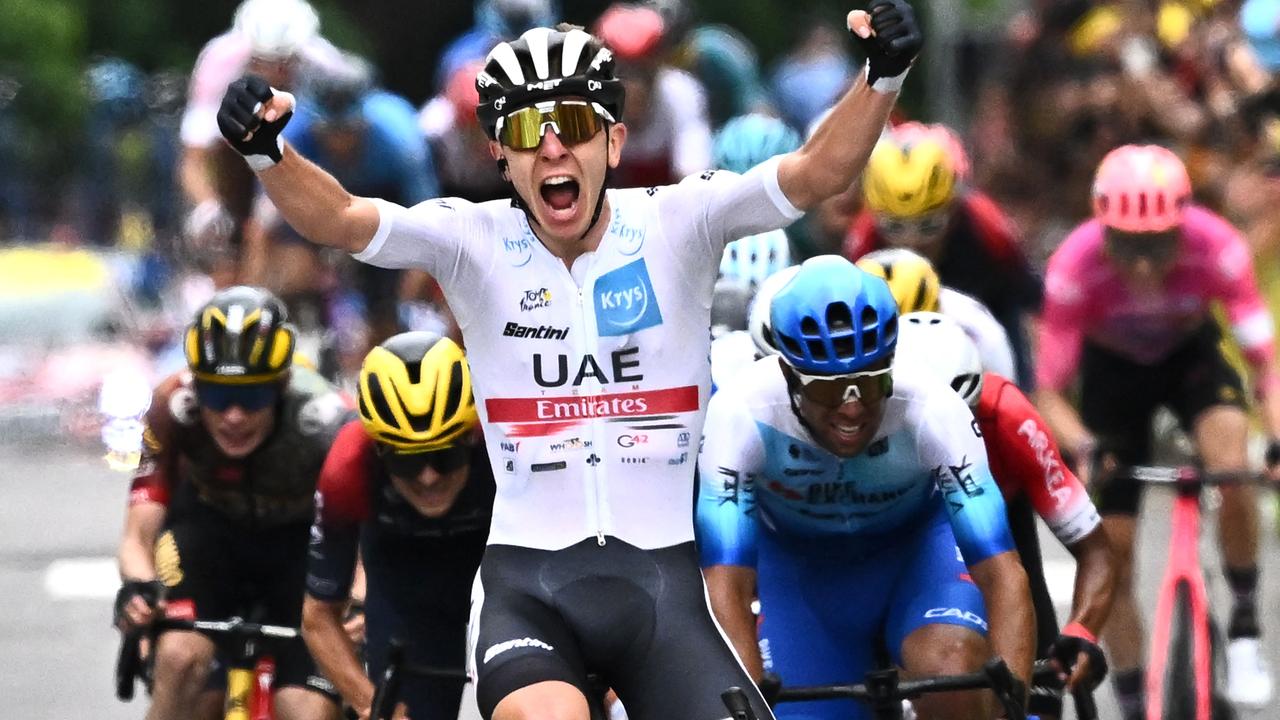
115 616 303 702
725 657 1028 720
1111 464 1267 486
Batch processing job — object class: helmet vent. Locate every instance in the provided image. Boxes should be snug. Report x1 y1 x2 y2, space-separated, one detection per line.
826 302 854 359
1138 192 1148 218
779 334 803 358
859 305 879 358
443 361 465 421
884 315 898 343
365 373 397 428
404 360 423 385
800 316 820 336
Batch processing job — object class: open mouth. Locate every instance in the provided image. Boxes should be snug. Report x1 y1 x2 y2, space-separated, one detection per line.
540 175 581 215
831 421 867 444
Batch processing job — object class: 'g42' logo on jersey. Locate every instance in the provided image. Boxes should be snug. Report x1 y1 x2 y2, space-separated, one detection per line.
594 258 663 336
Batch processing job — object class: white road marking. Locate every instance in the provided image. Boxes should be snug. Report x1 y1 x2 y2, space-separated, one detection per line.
44 557 119 600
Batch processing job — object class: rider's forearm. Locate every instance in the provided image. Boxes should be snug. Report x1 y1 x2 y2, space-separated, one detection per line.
179 147 219 206
1257 375 1280 440
704 565 765 680
117 503 165 581
972 553 1035 684
302 595 375 713
1066 528 1117 638
776 75 896 210
256 144 381 254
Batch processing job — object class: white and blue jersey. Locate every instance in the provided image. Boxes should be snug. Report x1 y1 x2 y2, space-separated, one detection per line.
697 357 1016 720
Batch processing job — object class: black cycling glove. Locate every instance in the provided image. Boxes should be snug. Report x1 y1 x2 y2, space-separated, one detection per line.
217 74 294 171
851 0 924 94
1048 630 1109 690
112 579 165 629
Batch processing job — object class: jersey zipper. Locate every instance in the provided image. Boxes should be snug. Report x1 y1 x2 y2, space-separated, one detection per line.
576 284 608 547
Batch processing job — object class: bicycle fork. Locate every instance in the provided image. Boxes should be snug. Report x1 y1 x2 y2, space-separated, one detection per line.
1145 489 1213 720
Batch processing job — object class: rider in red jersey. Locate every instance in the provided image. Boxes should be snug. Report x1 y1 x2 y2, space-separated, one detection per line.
896 311 1114 720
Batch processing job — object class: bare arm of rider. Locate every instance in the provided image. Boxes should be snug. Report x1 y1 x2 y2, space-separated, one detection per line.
776 4 920 210
302 595 377 720
179 146 221 207
116 502 166 630
968 550 1035 687
258 141 381 254
703 564 764 681
1060 527 1115 688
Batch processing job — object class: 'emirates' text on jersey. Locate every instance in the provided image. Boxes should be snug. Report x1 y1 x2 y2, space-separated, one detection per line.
354 158 802 550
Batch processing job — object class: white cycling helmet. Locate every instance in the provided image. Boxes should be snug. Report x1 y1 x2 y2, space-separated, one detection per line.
895 311 984 407
747 264 801 358
234 0 320 61
719 229 793 288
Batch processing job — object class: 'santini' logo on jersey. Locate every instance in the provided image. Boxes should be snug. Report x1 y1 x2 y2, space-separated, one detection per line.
594 259 663 336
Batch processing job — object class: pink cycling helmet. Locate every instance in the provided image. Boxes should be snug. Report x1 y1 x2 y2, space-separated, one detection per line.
1091 144 1192 233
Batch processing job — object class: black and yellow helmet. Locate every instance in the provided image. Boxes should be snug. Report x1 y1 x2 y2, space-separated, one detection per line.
184 286 296 384
357 332 479 451
855 248 942 314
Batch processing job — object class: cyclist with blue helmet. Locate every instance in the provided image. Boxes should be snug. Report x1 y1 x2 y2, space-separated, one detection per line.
699 256 1034 720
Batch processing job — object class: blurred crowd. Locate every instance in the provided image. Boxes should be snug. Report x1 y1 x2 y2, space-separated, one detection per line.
6 0 1280 393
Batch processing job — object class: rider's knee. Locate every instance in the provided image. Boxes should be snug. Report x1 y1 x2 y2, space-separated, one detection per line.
152 633 214 685
907 629 987 676
492 682 591 720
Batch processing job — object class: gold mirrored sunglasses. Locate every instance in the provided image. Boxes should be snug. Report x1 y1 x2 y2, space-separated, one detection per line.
496 100 613 150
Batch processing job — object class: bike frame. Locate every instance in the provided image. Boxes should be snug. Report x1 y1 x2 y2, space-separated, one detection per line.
1128 467 1221 720
117 617 297 720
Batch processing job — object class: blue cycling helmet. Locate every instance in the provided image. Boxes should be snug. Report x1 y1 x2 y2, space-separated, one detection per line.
770 256 899 375
712 113 801 175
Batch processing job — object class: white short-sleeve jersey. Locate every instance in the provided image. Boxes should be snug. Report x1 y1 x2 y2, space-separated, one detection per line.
355 158 802 550
940 286 1018 382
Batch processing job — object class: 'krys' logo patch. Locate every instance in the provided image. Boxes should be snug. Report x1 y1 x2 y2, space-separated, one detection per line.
594 258 663 336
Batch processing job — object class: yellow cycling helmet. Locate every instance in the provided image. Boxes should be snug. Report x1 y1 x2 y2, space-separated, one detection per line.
862 136 957 218
358 331 478 451
856 248 942 314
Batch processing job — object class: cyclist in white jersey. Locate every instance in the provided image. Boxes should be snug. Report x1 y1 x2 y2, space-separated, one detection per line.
856 247 1017 382
214 5 923 718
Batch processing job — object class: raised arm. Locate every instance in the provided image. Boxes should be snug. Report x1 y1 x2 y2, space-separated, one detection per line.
216 76 380 254
776 0 922 210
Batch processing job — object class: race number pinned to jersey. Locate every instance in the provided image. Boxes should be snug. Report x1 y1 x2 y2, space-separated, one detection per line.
594 258 664 336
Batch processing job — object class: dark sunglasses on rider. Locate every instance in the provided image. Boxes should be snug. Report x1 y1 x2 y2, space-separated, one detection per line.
376 443 472 479
496 100 613 150
787 364 894 409
1104 228 1180 264
194 380 281 412
876 209 950 238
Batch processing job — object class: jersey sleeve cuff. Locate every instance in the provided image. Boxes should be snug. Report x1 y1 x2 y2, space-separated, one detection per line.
757 155 805 222
352 197 397 263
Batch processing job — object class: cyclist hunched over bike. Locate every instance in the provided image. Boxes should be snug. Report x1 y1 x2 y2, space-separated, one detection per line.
304 331 494 720
698 257 1035 720
114 286 351 720
1035 144 1280 715
895 312 1115 720
214 3 923 718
